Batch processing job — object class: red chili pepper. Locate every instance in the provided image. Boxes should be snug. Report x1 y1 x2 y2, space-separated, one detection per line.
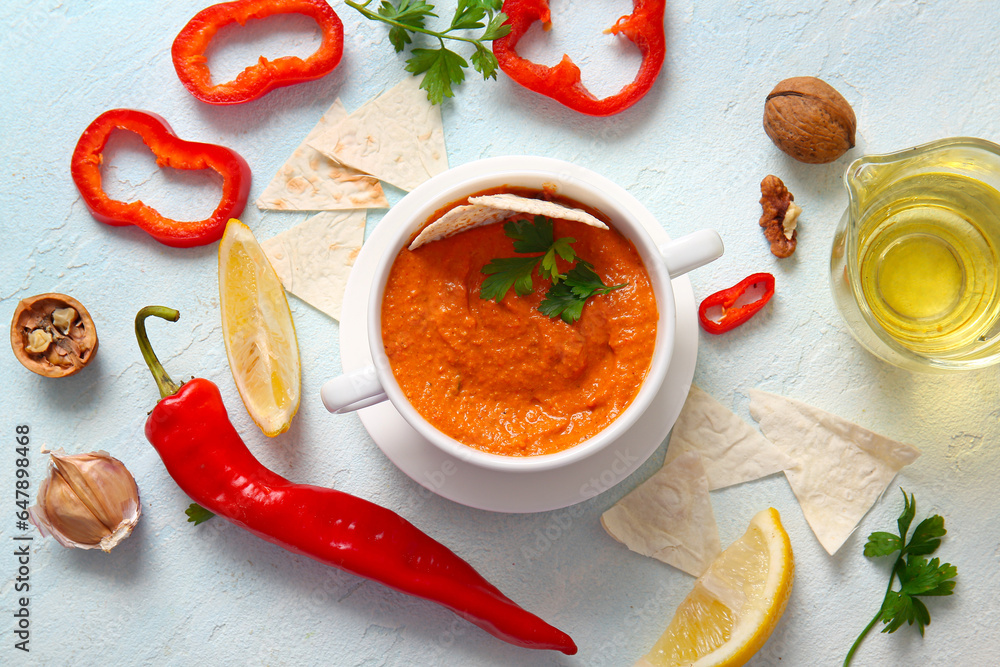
135 306 577 655
493 0 666 116
698 273 776 334
172 0 344 105
70 109 251 248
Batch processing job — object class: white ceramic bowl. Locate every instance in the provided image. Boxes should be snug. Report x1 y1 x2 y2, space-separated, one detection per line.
321 156 722 472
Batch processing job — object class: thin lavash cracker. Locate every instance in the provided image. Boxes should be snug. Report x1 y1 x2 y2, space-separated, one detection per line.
748 389 921 555
468 193 609 229
308 75 447 192
256 99 388 211
260 210 366 321
663 385 794 490
408 204 512 250
601 451 722 577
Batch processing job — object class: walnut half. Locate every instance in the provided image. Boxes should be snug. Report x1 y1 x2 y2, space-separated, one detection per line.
10 293 99 378
759 175 801 258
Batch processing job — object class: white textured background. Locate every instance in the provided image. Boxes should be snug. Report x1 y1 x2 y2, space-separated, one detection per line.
2 1 999 665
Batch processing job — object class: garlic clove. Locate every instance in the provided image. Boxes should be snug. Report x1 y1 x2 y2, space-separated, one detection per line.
28 449 141 552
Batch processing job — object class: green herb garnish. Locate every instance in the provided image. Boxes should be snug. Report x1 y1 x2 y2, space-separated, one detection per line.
346 0 511 104
844 489 957 666
185 502 215 525
539 261 627 323
480 216 626 323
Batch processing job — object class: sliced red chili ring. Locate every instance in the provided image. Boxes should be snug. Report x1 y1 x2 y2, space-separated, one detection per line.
698 273 776 334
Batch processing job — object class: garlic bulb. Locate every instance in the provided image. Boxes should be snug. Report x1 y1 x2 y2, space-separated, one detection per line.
28 449 141 552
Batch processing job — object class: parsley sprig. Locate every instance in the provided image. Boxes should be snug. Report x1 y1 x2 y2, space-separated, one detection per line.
346 0 511 104
480 216 626 323
844 489 957 666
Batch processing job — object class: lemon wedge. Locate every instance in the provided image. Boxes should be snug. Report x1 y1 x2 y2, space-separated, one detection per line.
638 508 793 667
218 219 301 436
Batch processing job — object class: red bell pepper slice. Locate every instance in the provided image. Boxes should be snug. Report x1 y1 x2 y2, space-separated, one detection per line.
172 0 344 105
698 273 776 334
70 109 251 248
492 0 666 116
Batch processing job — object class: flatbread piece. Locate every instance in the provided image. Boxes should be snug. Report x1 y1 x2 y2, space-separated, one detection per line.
663 385 794 490
260 210 366 321
748 389 921 555
601 451 722 577
256 99 387 211
308 75 447 192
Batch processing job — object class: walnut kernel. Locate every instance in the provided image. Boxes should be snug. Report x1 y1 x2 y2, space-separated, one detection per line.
759 175 799 258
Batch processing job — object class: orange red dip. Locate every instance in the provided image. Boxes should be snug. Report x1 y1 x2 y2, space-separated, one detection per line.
381 198 658 456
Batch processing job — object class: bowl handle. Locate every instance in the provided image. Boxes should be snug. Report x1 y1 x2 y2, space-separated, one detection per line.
320 365 387 414
658 229 724 278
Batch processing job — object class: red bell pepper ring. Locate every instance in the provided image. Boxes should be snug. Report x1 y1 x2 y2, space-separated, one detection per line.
172 0 344 105
493 0 666 116
70 109 251 248
698 273 776 334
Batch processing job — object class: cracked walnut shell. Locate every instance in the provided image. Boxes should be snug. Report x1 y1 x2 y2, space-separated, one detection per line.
763 76 856 164
10 293 99 377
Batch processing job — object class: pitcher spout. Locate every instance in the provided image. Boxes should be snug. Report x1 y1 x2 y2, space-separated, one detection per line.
844 156 889 217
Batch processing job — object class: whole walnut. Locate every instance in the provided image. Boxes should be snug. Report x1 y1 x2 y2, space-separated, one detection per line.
763 76 856 164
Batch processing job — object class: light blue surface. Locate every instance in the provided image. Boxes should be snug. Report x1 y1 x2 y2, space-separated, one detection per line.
2 1 999 665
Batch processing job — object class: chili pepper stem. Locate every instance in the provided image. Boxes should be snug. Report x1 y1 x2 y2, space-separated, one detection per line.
135 306 182 399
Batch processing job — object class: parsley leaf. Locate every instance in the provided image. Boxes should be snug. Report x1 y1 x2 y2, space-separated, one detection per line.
565 261 627 298
844 489 957 665
470 42 501 80
450 0 488 31
185 502 215 525
378 0 436 24
481 255 543 301
905 514 946 556
863 531 902 557
507 216 556 253
480 215 626 322
897 556 957 598
377 0 436 52
347 0 510 103
481 10 512 41
406 47 468 103
540 262 627 323
538 281 586 323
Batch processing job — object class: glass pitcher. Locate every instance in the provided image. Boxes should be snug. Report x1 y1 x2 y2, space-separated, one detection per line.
830 137 1000 372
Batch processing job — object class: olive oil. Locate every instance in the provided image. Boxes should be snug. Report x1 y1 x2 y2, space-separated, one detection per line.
857 172 1000 356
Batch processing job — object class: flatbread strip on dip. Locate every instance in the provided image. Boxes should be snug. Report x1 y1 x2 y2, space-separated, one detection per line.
408 204 512 250
469 194 608 229
410 193 611 250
